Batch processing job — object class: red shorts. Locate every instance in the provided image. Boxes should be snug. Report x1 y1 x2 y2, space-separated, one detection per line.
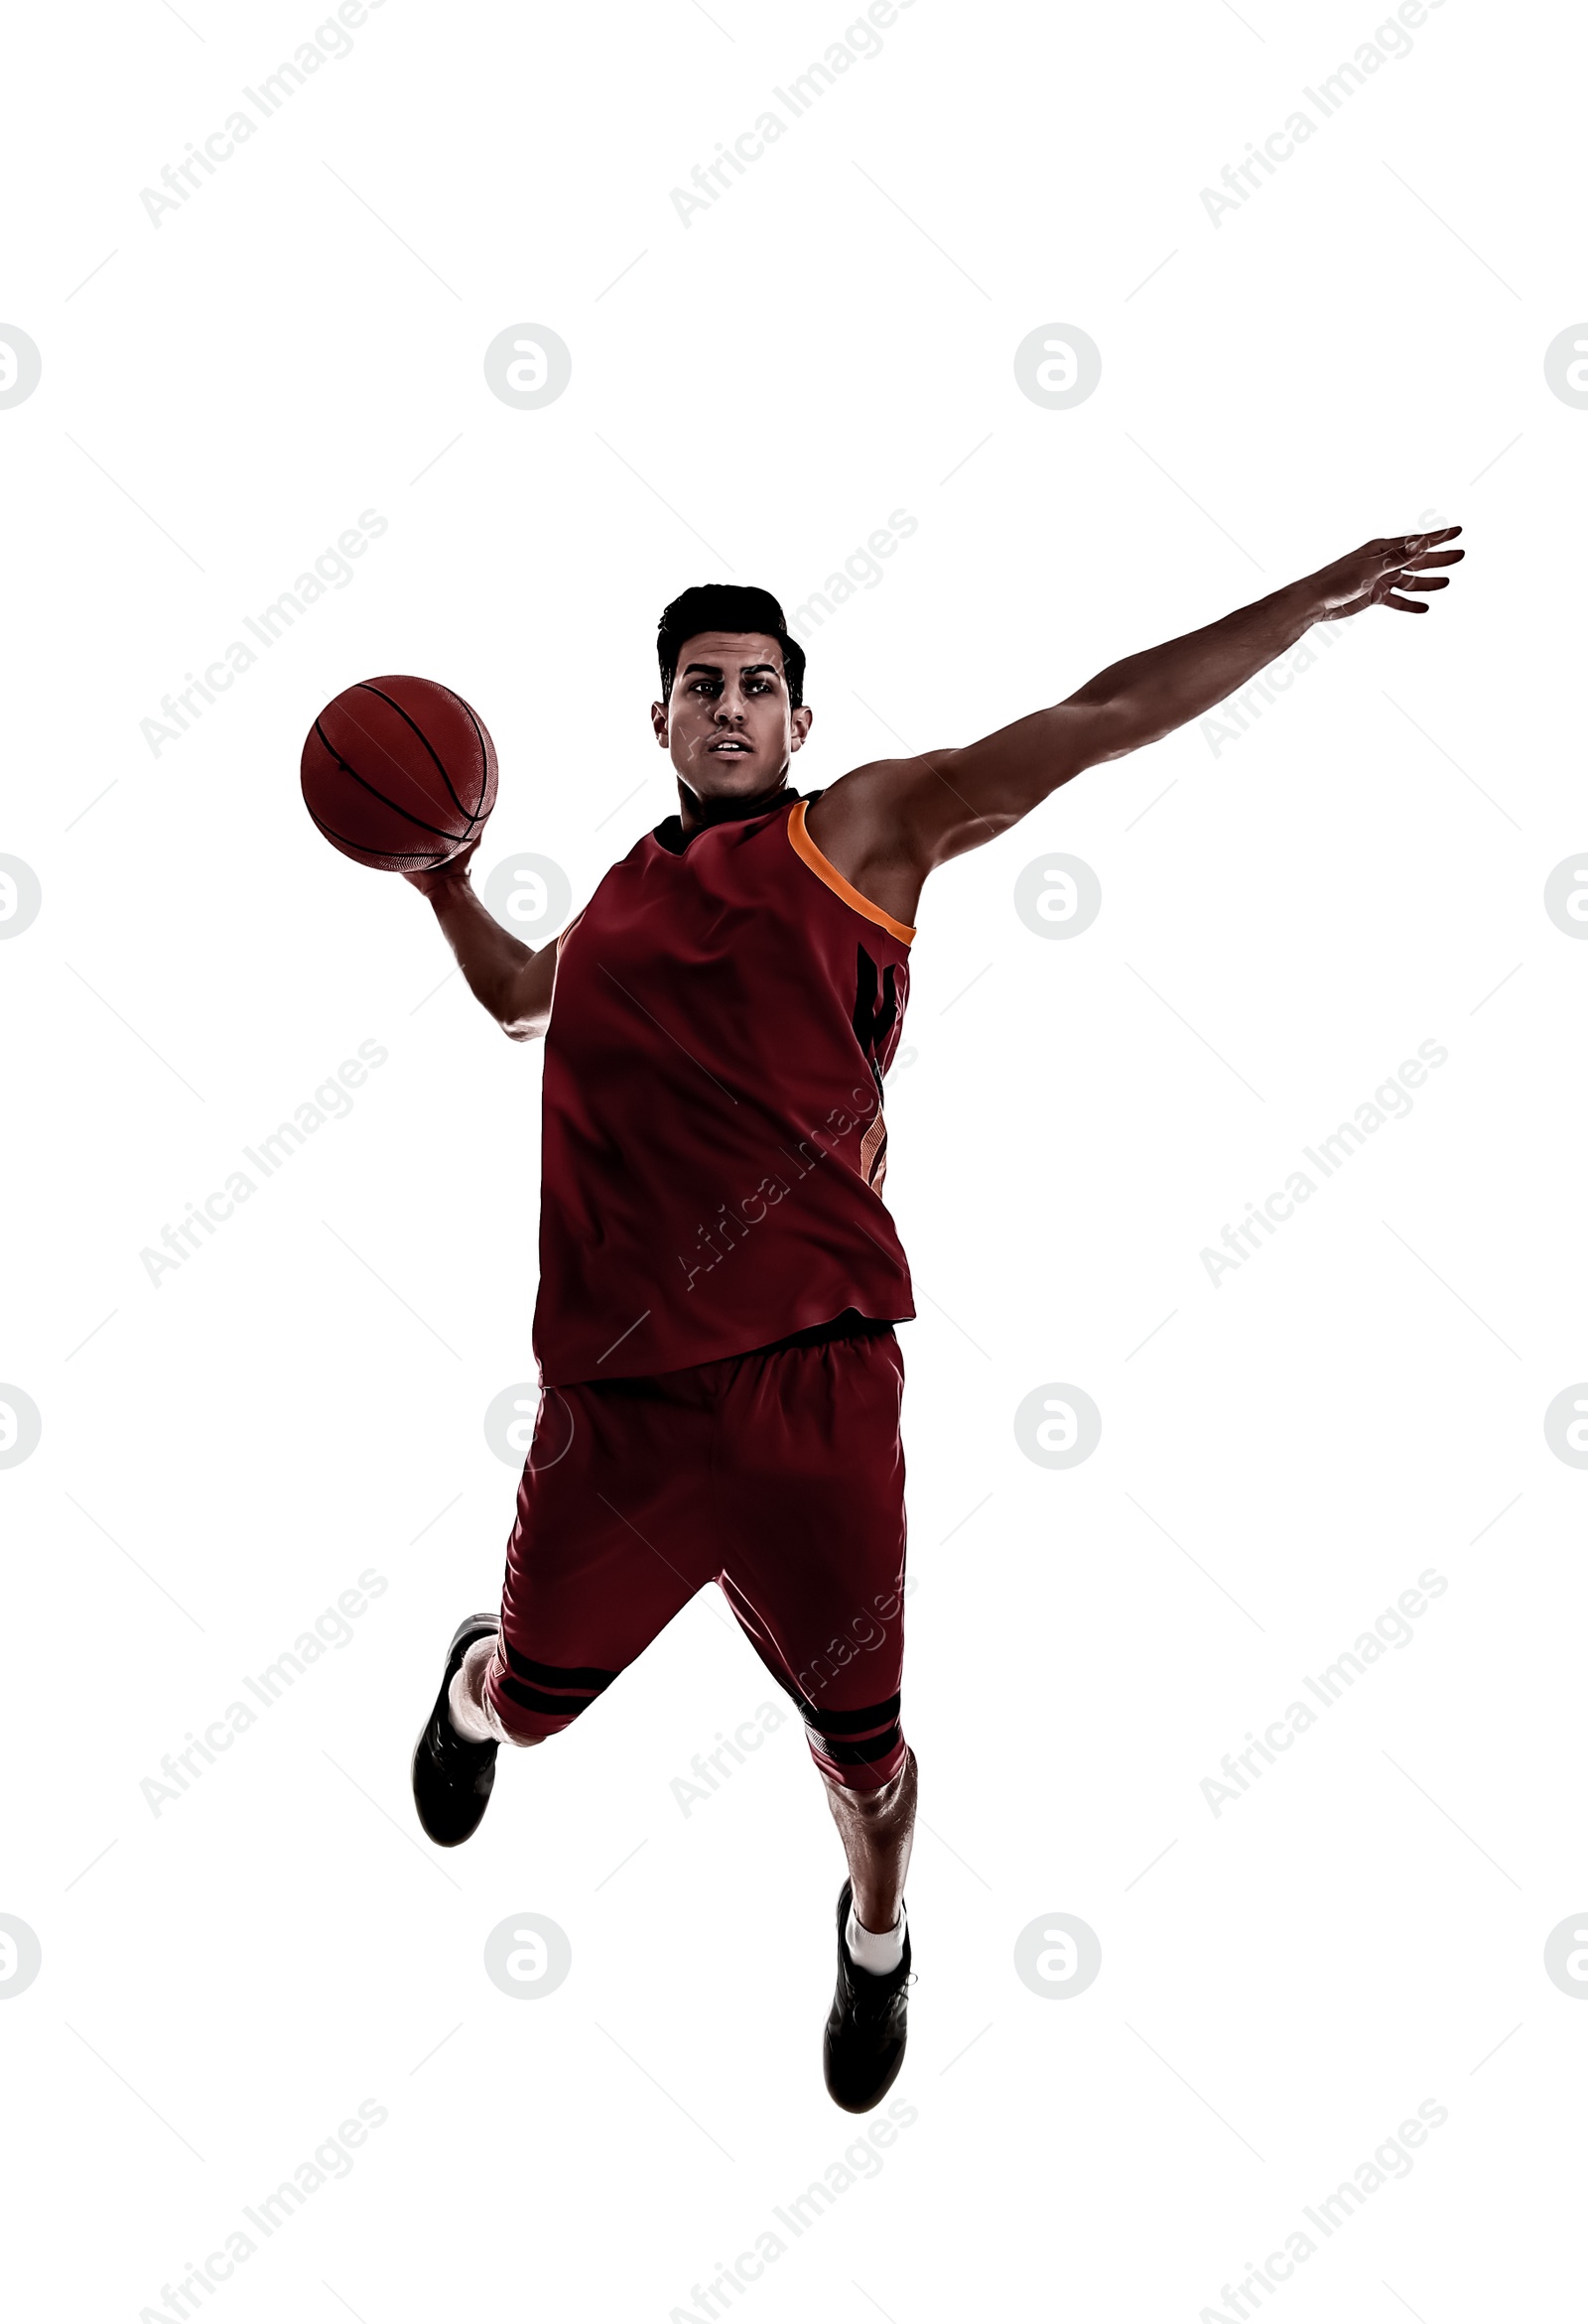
484 1314 908 1790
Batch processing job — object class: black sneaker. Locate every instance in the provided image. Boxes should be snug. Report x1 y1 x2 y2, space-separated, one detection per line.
412 1613 500 1847
823 1877 912 2113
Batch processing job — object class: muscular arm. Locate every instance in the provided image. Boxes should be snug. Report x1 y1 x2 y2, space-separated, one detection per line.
806 529 1463 926
403 838 558 1040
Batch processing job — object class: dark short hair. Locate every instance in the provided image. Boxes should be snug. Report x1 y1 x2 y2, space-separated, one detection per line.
657 583 807 710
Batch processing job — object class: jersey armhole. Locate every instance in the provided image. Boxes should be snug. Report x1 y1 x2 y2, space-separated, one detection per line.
547 910 585 1022
786 799 916 947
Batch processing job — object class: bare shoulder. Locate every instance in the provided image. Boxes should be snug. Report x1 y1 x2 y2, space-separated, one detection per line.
803 755 951 931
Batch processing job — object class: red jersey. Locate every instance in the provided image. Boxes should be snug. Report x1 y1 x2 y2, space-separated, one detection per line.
531 788 916 1385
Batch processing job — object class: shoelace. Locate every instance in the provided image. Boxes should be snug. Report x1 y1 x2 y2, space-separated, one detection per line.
433 1710 495 1764
841 1959 915 2008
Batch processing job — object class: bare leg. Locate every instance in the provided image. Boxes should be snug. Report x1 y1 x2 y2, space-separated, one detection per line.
822 1747 917 1932
448 1632 543 1748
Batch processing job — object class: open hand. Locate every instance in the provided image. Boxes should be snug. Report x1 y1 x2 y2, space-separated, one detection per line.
1312 527 1464 619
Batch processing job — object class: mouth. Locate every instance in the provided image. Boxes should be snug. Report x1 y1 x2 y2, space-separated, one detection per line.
707 736 753 756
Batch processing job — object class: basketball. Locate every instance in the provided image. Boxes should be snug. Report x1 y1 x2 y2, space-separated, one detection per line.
301 675 498 872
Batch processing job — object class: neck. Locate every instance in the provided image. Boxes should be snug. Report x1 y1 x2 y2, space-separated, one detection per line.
676 773 792 836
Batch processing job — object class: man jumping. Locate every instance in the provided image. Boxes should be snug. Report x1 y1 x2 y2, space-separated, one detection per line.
407 530 1462 2110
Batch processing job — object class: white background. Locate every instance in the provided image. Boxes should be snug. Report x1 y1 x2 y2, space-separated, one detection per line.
3 0 1586 2317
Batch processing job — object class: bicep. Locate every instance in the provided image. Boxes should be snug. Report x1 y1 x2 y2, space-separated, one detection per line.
830 699 1127 877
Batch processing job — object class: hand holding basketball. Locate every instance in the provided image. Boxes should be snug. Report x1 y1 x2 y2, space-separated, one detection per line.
400 826 483 895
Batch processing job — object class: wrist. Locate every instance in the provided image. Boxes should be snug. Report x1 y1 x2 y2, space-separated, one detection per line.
426 864 474 909
1278 574 1329 632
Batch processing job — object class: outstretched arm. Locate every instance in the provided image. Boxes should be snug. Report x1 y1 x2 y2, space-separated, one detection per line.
403 834 558 1041
806 529 1464 921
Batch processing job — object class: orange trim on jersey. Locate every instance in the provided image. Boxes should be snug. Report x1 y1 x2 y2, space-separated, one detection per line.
787 798 916 947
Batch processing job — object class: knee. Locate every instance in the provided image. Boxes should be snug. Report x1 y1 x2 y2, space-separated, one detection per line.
828 1744 916 1817
873 1744 917 1809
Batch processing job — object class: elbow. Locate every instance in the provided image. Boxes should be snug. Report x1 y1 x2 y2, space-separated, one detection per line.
1052 692 1140 772
1081 698 1146 766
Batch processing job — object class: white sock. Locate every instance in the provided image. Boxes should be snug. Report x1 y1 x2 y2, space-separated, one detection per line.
446 1637 500 1744
846 1899 906 1976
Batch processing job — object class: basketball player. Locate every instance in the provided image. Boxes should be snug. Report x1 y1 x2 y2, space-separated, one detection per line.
408 530 1461 2109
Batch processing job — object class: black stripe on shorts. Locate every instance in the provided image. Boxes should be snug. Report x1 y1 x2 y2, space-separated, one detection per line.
796 1691 901 1736
498 1672 605 1721
500 1640 618 1694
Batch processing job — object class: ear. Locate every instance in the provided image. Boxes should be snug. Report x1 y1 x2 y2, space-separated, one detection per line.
650 698 670 746
790 706 814 752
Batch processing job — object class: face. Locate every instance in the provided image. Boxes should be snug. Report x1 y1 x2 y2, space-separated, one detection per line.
651 630 813 802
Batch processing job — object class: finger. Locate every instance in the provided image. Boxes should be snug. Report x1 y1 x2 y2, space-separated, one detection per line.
1399 549 1465 569
1392 574 1450 591
1384 531 1460 567
1382 591 1428 612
